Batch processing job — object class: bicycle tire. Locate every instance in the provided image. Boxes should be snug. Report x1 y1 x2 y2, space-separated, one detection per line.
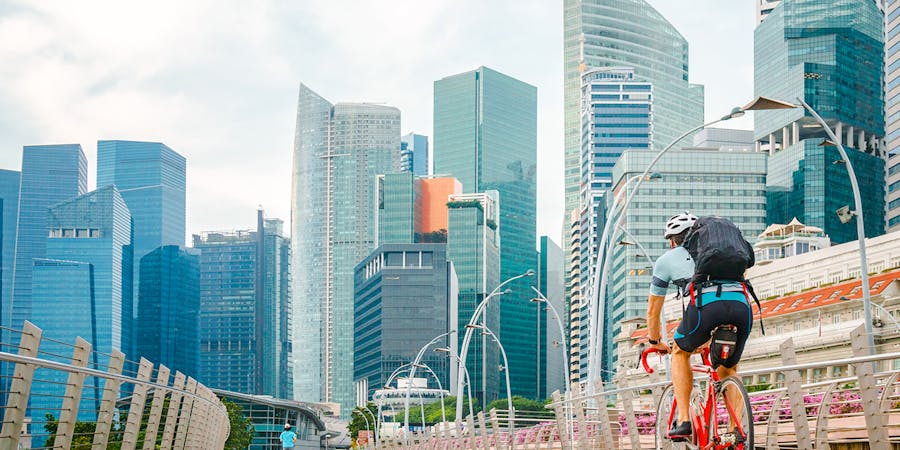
654 384 696 450
710 376 754 449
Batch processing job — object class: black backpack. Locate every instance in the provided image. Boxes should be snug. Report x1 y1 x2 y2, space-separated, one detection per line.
682 216 755 281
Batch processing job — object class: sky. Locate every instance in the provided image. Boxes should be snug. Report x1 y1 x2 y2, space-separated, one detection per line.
0 0 757 245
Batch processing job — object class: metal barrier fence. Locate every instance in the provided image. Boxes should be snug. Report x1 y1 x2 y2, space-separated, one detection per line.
0 321 230 449
386 325 900 449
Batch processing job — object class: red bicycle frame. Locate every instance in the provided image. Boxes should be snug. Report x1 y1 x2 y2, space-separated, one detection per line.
641 347 747 450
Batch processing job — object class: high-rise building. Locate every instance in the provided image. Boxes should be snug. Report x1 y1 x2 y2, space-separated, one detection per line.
0 170 19 332
563 0 704 218
195 210 293 398
565 209 583 385
754 0 886 244
378 172 418 244
136 245 200 377
603 148 768 375
11 144 87 332
97 140 186 357
538 237 566 399
291 84 400 413
418 177 463 241
401 133 429 176
887 0 900 231
447 192 501 406
434 66 540 398
757 0 782 24
353 243 457 401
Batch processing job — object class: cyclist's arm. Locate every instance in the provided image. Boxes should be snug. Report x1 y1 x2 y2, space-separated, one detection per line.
647 293 665 342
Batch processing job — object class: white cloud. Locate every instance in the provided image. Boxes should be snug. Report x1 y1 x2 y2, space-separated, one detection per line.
0 0 755 246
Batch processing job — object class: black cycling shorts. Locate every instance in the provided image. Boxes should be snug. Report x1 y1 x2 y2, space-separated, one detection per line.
673 297 752 369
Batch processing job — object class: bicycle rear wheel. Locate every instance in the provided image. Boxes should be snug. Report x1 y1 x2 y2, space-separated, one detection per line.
711 376 754 449
655 384 695 450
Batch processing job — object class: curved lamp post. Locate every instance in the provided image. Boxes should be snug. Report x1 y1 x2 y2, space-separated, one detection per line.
358 406 378 448
530 286 574 447
466 323 514 432
404 331 455 443
353 409 371 448
455 270 535 424
435 347 476 421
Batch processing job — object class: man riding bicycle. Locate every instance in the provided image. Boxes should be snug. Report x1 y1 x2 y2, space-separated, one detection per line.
645 212 754 440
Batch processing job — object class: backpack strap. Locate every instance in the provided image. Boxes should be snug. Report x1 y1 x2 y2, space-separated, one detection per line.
742 280 765 335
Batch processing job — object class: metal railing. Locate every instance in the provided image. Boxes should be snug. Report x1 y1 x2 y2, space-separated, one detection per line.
387 325 900 449
0 321 230 449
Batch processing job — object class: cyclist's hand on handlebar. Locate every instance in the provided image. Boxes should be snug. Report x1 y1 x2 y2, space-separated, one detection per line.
650 341 671 354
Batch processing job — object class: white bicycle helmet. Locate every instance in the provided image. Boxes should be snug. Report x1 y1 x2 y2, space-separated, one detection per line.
664 211 697 239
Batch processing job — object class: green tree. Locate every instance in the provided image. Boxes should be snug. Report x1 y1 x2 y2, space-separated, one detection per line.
485 396 548 413
405 395 480 425
43 412 124 449
223 398 254 450
347 402 379 444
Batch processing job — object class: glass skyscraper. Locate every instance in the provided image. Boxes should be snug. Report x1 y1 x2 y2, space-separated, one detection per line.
538 236 566 399
563 0 704 218
0 170 20 333
137 245 200 377
754 0 886 243
434 66 540 399
195 210 293 399
400 133 429 176
97 140 187 357
353 243 457 400
887 0 900 231
378 172 418 244
603 149 768 376
11 144 87 332
291 84 400 414
447 192 501 406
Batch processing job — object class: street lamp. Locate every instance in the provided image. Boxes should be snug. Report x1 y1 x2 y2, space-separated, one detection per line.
434 347 476 421
467 323 514 433
616 225 655 267
357 406 378 448
530 286 574 448
413 363 448 425
353 408 371 449
404 330 455 444
455 270 535 424
743 95 876 357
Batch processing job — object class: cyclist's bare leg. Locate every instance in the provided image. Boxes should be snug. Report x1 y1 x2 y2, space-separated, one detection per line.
717 365 743 427
671 342 693 424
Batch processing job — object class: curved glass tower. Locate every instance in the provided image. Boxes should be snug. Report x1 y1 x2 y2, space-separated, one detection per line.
563 0 704 217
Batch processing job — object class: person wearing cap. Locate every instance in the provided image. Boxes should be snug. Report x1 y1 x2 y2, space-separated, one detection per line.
280 423 297 448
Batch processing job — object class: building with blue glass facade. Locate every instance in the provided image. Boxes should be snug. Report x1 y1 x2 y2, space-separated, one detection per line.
353 243 457 401
195 210 292 398
291 84 399 414
434 66 540 399
11 144 87 333
754 0 886 243
446 192 501 406
378 172 419 244
0 170 19 332
137 245 200 377
603 148 768 377
401 133 429 176
97 140 186 357
538 236 566 399
563 0 705 218
887 0 900 231
29 185 132 438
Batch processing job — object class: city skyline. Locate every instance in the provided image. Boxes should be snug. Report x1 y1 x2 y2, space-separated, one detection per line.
0 1 756 242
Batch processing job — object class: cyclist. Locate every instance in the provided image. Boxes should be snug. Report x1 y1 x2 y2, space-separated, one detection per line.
645 212 753 440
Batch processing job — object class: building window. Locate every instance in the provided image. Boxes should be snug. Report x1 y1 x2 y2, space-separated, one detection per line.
385 252 403 267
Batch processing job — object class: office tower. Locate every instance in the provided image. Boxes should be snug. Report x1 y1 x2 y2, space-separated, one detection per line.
97 140 187 357
538 237 566 399
0 170 19 330
196 210 292 398
602 148 768 376
757 0 782 23
447 192 501 406
565 209 583 385
136 245 200 376
401 133 430 176
692 128 756 152
353 243 457 401
11 144 87 332
291 84 400 413
755 0 886 244
888 0 900 231
378 172 418 244
417 178 463 242
563 0 704 219
578 68 651 340
434 66 539 398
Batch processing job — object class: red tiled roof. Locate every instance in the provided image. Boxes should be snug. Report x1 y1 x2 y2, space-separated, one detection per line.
631 269 900 342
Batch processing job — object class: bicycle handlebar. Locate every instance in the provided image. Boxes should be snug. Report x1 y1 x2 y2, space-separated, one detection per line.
641 347 668 374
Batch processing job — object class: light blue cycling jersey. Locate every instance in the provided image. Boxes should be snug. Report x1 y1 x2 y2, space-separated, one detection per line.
649 246 694 296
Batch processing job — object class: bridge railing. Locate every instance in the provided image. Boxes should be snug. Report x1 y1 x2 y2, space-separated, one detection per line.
0 321 230 449
391 325 900 449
